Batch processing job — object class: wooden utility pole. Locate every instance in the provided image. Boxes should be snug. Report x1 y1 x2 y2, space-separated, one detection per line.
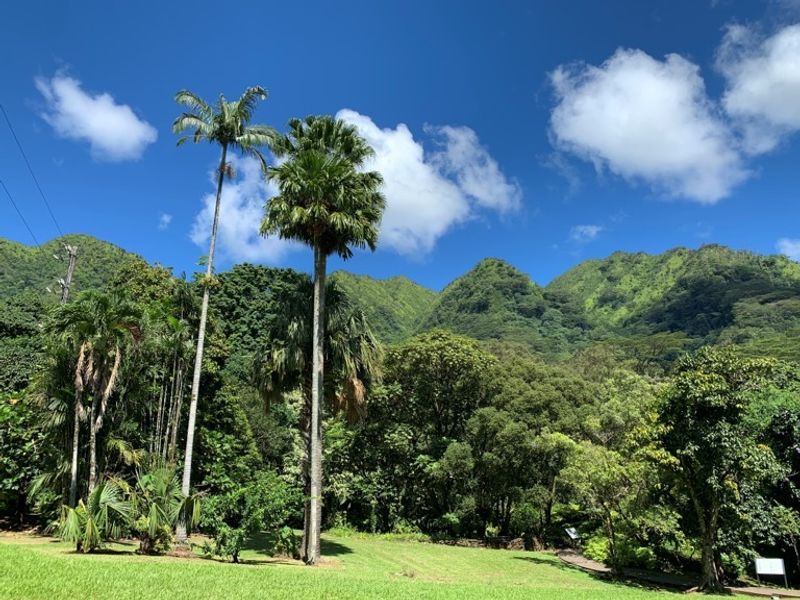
59 244 78 304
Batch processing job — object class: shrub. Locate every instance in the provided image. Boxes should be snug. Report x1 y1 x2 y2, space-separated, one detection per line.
201 470 300 563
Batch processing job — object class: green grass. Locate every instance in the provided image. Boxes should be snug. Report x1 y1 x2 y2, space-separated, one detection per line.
0 532 728 600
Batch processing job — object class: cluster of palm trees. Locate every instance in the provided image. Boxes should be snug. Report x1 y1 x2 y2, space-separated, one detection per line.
50 85 384 564
172 86 386 564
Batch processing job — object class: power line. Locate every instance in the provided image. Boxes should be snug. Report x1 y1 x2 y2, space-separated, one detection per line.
0 103 64 237
0 179 41 246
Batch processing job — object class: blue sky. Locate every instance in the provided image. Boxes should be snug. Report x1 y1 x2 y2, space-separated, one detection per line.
2 0 800 290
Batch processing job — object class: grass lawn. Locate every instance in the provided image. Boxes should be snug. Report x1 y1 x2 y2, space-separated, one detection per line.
0 531 729 600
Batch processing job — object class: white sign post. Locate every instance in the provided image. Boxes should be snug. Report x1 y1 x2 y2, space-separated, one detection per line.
754 557 788 588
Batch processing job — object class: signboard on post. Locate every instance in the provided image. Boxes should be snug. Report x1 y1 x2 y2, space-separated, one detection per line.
754 557 788 588
565 527 580 541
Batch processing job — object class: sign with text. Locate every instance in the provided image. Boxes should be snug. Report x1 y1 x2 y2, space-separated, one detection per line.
755 558 786 576
755 557 788 588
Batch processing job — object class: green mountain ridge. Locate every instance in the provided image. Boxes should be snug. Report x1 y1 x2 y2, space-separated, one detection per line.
4 235 800 362
330 271 438 343
0 234 137 301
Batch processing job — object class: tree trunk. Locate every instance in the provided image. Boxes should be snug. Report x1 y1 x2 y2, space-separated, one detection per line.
68 400 81 507
88 396 98 495
162 353 178 458
700 526 723 591
168 363 185 462
300 393 312 561
176 143 228 544
69 343 87 507
155 376 166 457
305 246 327 565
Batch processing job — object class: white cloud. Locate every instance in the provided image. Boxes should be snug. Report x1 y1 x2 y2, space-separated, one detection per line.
569 224 603 243
549 49 748 204
426 125 521 212
337 109 520 256
777 238 800 261
718 24 800 153
158 213 172 231
35 73 157 161
190 155 299 264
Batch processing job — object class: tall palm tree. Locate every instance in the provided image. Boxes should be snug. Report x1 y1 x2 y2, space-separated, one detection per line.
172 86 275 542
261 116 385 564
51 291 141 503
253 279 382 560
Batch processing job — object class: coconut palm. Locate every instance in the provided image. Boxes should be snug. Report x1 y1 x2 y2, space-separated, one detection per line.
172 86 276 542
261 116 385 564
50 291 141 505
253 279 382 559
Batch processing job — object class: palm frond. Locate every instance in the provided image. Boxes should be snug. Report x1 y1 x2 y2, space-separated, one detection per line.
174 90 213 120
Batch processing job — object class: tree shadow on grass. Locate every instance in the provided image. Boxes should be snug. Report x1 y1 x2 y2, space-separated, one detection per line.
320 537 353 557
197 533 352 566
514 555 699 594
514 555 592 574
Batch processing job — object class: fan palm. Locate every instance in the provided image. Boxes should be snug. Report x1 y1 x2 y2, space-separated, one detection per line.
253 279 382 560
261 115 385 564
128 464 201 554
172 86 276 543
58 478 131 553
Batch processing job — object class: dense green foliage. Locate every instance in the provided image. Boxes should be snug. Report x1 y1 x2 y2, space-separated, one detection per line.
424 259 588 357
5 231 800 591
330 271 438 343
0 235 135 300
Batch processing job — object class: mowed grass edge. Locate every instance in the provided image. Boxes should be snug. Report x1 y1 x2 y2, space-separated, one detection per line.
0 533 727 600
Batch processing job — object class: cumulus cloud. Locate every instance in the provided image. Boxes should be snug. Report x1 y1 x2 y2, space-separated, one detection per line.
190 155 299 264
158 213 172 231
35 73 157 161
426 125 521 212
718 24 800 153
569 224 603 243
777 238 800 261
549 49 748 204
337 109 520 256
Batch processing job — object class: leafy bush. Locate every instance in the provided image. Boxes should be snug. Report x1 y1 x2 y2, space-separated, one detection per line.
200 470 300 563
0 394 45 523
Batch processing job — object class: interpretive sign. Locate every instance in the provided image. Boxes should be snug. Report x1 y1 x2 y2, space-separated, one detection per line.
754 557 787 588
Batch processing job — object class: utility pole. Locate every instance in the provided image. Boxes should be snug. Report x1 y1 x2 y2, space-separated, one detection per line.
59 244 78 304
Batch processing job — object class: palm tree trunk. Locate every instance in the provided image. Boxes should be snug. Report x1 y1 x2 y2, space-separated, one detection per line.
300 392 312 559
162 355 177 459
88 396 98 495
68 400 81 507
176 143 228 544
168 362 185 462
155 375 166 457
306 245 327 565
69 343 87 507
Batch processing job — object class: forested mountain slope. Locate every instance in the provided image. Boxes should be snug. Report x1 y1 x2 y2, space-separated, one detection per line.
422 258 589 357
331 271 438 343
0 234 135 300
547 244 800 360
4 235 800 362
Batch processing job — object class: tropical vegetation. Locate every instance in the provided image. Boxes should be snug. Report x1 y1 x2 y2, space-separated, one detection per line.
4 84 800 598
